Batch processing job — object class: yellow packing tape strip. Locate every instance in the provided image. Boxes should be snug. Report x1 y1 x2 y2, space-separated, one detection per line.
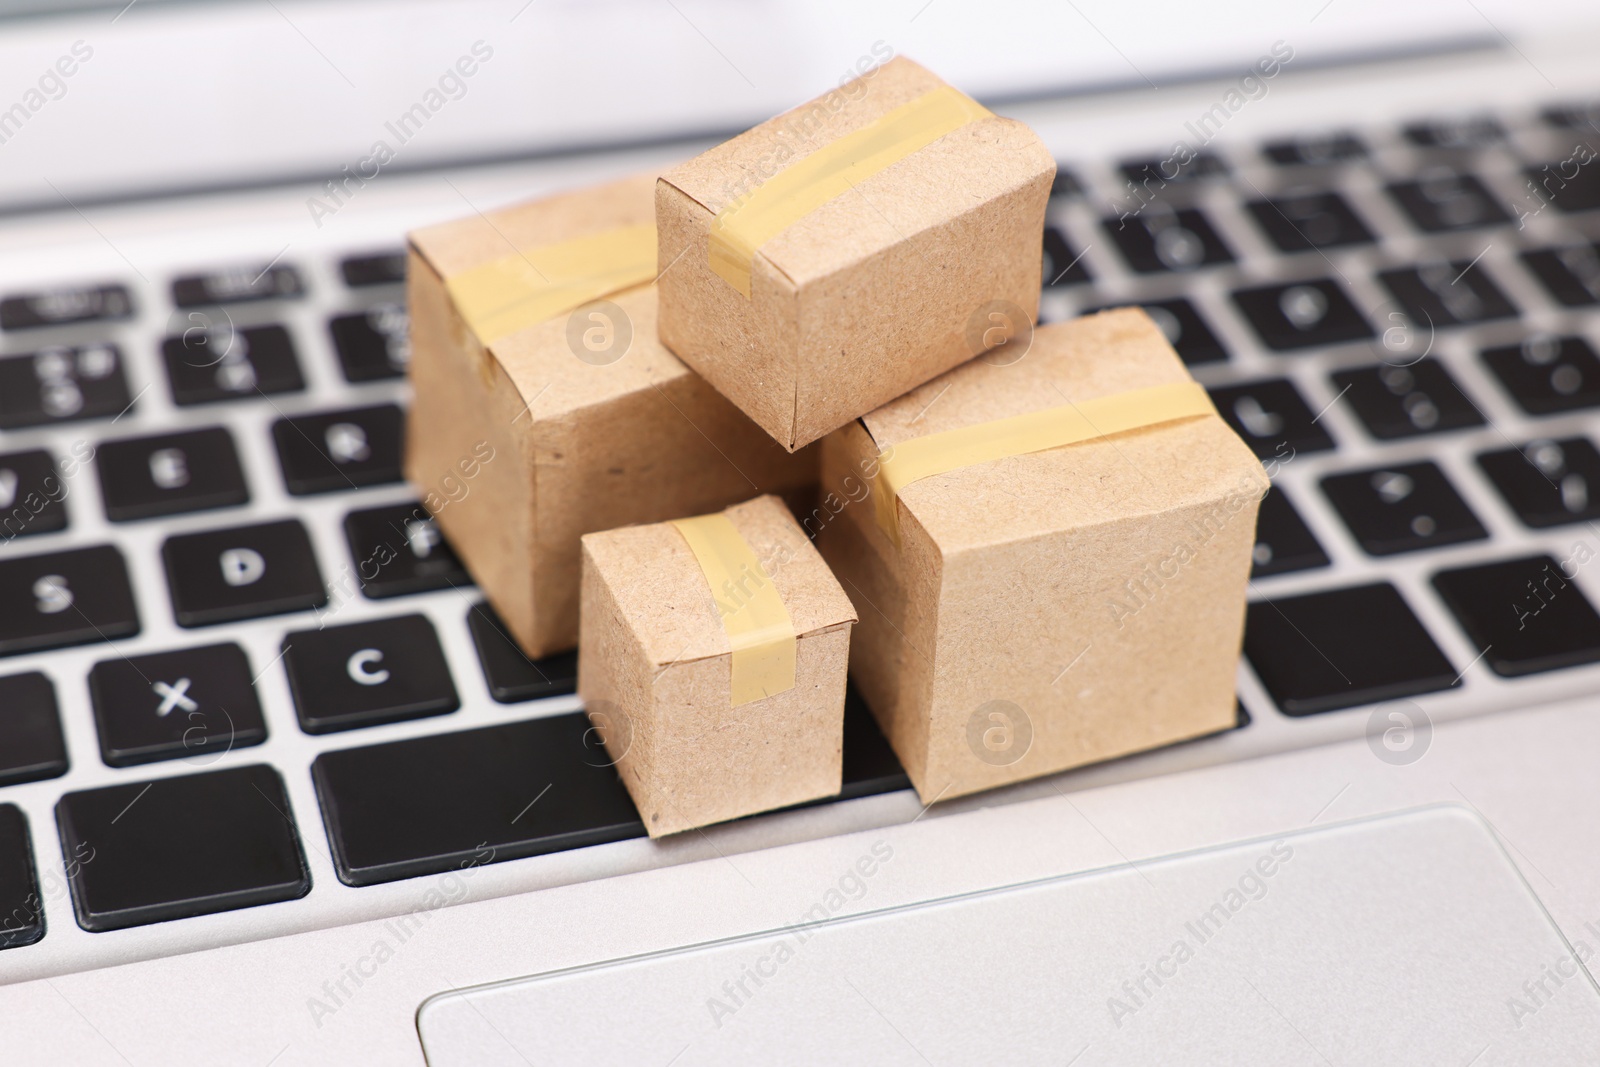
670 513 797 706
871 380 1220 543
445 222 657 345
708 85 992 299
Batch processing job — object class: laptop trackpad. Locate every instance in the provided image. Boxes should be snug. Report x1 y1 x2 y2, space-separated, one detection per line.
418 806 1600 1064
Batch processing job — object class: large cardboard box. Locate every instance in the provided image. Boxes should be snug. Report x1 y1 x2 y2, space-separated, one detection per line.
656 56 1055 452
405 173 817 659
816 309 1269 802
578 495 857 836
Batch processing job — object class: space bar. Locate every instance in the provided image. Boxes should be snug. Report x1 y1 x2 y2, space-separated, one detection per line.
310 714 646 887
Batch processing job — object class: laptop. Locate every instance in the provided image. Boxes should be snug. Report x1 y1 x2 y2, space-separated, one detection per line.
4 0 1600 1062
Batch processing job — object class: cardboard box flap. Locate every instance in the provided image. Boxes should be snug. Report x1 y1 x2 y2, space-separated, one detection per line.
858 309 1269 551
660 58 944 217
408 173 698 424
657 57 1053 292
488 285 694 428
583 495 857 667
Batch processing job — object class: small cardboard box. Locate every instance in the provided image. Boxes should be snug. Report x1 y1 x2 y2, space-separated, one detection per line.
656 56 1055 452
815 309 1269 803
578 494 857 836
405 173 817 660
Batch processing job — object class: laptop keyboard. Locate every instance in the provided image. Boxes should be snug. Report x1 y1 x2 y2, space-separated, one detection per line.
56 764 310 933
2 92 1600 968
0 343 132 428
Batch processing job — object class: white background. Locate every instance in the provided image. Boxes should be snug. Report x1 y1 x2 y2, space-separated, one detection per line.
0 0 1595 208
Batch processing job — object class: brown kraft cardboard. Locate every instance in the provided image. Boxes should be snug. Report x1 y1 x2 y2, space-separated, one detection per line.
656 56 1055 452
405 172 817 660
579 495 857 836
816 308 1269 802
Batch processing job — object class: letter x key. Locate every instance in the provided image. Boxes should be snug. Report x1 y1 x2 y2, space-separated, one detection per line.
153 677 198 717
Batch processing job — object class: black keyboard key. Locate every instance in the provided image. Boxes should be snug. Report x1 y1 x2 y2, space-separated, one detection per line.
1521 243 1600 307
1482 335 1600 415
0 344 131 429
283 615 458 734
1402 116 1504 150
1245 192 1374 252
1208 379 1335 460
1041 226 1091 287
1524 161 1600 214
1379 261 1517 328
1262 132 1368 167
1050 167 1084 199
343 503 470 599
0 450 68 538
1331 359 1484 439
0 545 139 656
339 251 407 288
162 520 326 627
88 643 266 767
1103 207 1234 274
1231 279 1373 351
467 601 576 703
838 684 912 800
0 283 132 331
311 715 644 886
1542 102 1600 132
1434 555 1600 677
1145 299 1228 365
1084 299 1227 365
1479 438 1600 528
1321 461 1487 556
1386 169 1510 232
171 264 304 308
56 765 310 932
0 672 68 787
272 404 404 495
329 304 410 382
162 324 303 405
1245 582 1458 715
1251 487 1330 577
95 427 249 522
0 805 43 949
1117 152 1228 187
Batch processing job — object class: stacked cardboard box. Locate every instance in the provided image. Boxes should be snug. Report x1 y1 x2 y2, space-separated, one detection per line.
405 173 815 660
407 57 1265 834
